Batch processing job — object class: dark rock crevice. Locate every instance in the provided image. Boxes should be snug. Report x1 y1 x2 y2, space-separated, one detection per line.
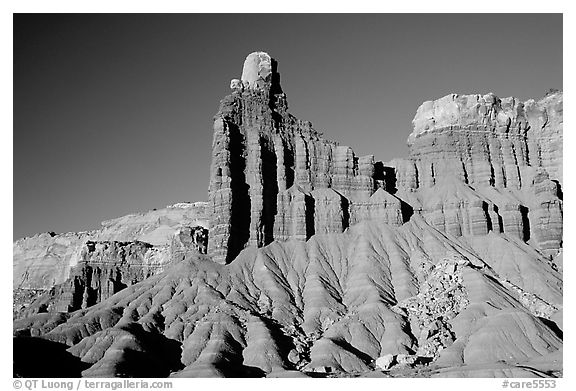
227 123 251 263
305 194 315 240
261 138 278 246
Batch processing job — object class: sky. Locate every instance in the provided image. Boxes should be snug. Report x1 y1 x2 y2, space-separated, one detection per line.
13 13 562 240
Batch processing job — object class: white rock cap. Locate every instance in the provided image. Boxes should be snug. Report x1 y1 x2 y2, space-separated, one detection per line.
241 51 273 89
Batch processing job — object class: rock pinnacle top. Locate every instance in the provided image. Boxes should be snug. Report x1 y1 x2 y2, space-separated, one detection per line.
230 51 278 91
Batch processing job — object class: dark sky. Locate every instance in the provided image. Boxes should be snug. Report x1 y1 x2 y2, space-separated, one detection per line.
13 14 562 240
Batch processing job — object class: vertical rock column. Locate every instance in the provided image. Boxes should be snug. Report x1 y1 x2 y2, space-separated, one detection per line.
467 130 493 187
208 51 281 263
208 118 234 264
499 203 526 240
246 129 265 248
501 136 523 190
274 134 287 192
311 188 347 234
525 92 563 184
331 146 354 195
390 159 419 191
294 136 312 192
528 170 563 256
274 187 309 241
356 155 376 200
310 140 333 189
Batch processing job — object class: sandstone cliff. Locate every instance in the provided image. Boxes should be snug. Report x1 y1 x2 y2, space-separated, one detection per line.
14 202 209 291
208 52 403 264
13 203 209 318
402 92 563 257
208 53 562 264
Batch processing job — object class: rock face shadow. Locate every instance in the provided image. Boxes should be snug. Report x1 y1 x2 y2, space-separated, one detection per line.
227 122 251 263
519 205 531 242
552 180 563 200
400 200 414 223
538 317 563 340
13 337 90 377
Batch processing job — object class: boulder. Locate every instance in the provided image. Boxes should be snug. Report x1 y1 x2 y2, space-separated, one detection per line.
375 354 395 370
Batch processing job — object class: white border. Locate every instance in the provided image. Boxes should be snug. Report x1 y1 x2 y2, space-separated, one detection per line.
3 3 572 391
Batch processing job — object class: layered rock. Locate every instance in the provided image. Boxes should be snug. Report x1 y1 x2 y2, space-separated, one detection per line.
13 202 209 291
208 52 400 263
15 241 164 318
14 231 96 290
15 226 209 319
350 188 403 227
171 226 208 256
385 92 563 256
14 217 563 378
208 54 562 264
408 92 562 188
524 91 563 184
52 241 164 313
13 51 563 378
273 186 310 241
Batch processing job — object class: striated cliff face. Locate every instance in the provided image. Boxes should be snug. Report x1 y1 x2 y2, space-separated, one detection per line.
208 54 562 264
15 241 163 318
409 91 563 184
208 52 402 264
14 226 209 319
13 203 210 320
13 202 209 291
14 52 562 378
392 91 563 257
